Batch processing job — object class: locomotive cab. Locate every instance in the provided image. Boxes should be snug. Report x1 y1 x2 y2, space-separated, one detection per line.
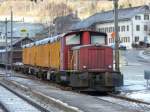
64 31 123 91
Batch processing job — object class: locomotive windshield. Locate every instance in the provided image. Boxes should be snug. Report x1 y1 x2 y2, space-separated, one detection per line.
66 34 80 45
91 35 105 45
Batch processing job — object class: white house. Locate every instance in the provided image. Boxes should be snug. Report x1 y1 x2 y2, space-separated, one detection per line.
71 5 150 49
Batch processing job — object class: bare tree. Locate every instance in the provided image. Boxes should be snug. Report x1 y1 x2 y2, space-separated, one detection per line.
42 2 72 21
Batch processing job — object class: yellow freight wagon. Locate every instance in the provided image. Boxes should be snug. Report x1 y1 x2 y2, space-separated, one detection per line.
35 45 42 67
49 41 61 70
24 47 30 65
30 46 36 66
39 44 50 68
23 35 62 70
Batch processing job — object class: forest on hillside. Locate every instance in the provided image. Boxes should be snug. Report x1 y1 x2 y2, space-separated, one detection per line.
0 0 149 21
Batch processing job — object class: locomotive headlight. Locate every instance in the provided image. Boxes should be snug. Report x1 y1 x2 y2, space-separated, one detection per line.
83 65 87 69
108 65 112 69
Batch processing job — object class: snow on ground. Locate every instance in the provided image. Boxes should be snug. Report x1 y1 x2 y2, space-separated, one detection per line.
126 90 150 102
119 49 150 103
98 96 150 112
121 83 146 91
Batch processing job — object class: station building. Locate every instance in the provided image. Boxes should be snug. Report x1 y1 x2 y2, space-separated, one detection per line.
71 5 150 49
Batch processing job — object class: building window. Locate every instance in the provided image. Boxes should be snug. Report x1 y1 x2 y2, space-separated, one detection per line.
110 27 113 32
105 28 108 32
121 37 130 43
120 37 123 42
102 28 104 32
135 16 141 20
98 28 101 32
109 27 111 32
104 28 106 32
127 25 129 31
125 37 128 42
128 37 130 42
135 36 139 42
144 25 148 31
144 14 149 20
136 25 140 31
118 26 120 32
100 28 102 32
110 38 114 43
121 26 125 32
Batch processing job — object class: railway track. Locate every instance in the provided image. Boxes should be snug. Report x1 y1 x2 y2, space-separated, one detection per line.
0 101 9 112
97 94 150 112
0 82 50 112
1 70 150 112
108 93 150 105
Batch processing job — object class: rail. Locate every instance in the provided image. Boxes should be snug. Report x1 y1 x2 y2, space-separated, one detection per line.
0 82 50 112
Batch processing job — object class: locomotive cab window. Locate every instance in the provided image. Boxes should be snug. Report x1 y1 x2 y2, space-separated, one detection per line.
66 34 80 45
91 35 105 45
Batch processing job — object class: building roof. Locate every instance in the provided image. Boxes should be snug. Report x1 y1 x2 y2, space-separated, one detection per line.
0 37 21 47
11 36 33 46
0 37 33 51
71 5 150 30
23 33 65 48
54 13 80 34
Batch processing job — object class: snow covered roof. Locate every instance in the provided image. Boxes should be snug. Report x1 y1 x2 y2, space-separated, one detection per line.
0 49 6 53
11 37 33 46
23 33 65 48
0 48 11 53
71 5 150 30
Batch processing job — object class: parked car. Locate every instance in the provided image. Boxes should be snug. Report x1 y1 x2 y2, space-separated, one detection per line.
111 43 126 50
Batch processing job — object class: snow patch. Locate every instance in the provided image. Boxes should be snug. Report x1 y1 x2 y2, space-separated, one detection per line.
127 90 150 103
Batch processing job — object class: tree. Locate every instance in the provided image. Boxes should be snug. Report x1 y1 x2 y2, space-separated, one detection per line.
45 2 72 19
30 0 43 3
30 0 37 3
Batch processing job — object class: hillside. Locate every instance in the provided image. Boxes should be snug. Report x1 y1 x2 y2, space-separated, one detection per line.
0 0 149 22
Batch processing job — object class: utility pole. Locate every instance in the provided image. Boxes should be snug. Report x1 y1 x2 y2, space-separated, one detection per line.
10 8 13 76
5 18 8 77
113 0 120 72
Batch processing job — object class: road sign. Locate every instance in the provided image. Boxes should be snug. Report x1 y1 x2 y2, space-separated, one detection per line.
20 28 28 33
